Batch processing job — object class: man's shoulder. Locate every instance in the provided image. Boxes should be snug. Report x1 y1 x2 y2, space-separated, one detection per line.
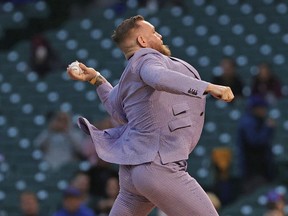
79 205 95 216
127 48 167 72
52 209 66 216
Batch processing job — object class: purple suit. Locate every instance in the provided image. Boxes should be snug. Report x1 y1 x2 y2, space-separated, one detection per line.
79 48 218 215
79 48 208 165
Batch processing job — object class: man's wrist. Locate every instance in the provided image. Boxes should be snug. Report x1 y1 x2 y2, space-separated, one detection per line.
204 83 213 94
89 72 107 86
89 74 99 85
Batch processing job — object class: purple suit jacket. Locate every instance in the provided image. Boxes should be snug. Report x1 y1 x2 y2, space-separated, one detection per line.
78 48 209 165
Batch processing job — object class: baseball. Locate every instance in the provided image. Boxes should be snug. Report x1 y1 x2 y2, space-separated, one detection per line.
69 61 83 75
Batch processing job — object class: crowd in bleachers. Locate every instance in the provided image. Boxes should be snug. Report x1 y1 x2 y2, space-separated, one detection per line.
0 0 287 215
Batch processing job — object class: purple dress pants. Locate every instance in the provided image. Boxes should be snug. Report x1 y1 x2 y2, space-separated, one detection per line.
109 154 219 216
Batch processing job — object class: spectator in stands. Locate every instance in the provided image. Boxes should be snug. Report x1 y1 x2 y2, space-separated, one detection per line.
87 156 119 198
53 186 95 216
30 34 61 78
264 210 284 216
212 57 244 99
95 175 119 216
19 191 41 216
251 62 282 105
211 147 239 206
33 111 84 171
237 95 276 193
70 171 92 205
264 190 286 216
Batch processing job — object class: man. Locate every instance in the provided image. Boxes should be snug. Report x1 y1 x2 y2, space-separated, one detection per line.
212 57 244 98
67 15 234 216
33 111 83 171
53 186 95 216
264 190 286 216
20 191 41 216
237 95 276 193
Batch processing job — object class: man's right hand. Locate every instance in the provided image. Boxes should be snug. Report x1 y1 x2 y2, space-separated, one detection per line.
67 62 99 82
205 83 234 102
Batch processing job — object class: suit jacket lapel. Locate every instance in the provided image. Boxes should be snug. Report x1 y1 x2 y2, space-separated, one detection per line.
170 57 200 80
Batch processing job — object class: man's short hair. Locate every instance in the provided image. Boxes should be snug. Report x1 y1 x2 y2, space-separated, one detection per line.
20 191 37 199
111 15 144 46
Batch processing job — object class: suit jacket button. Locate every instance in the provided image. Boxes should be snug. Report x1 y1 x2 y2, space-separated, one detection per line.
200 112 204 116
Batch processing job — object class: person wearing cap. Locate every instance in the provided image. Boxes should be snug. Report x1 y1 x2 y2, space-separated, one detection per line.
53 186 95 216
264 190 286 216
237 95 276 193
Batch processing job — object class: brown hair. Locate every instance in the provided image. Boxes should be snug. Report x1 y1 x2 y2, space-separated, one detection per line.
111 15 144 46
20 191 37 199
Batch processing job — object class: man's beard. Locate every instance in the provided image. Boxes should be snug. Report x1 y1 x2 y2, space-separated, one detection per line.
158 44 171 56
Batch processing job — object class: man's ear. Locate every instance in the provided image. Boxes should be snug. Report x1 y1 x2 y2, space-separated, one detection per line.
137 35 147 48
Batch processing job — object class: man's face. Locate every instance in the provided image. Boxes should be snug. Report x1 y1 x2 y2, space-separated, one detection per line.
252 106 267 118
137 21 171 56
63 196 82 212
221 59 235 76
20 194 39 215
258 64 270 81
71 173 90 193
